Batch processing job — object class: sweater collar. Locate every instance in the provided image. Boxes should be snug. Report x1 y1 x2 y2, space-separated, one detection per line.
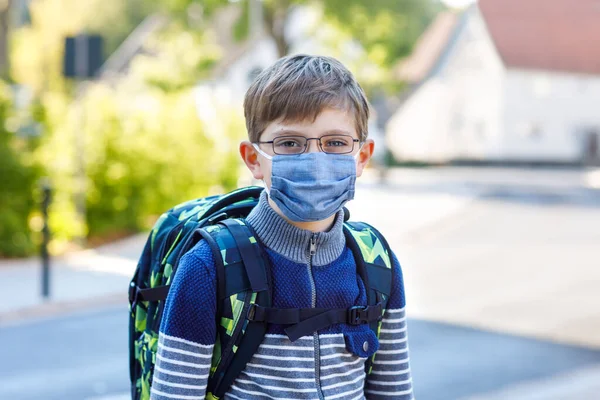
246 191 346 266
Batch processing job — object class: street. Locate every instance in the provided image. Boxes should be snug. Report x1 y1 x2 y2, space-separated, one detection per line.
0 305 129 400
1 167 599 399
1 309 599 399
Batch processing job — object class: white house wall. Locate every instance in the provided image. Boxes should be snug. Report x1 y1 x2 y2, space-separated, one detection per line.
221 38 280 105
387 6 505 163
199 5 326 108
501 69 600 162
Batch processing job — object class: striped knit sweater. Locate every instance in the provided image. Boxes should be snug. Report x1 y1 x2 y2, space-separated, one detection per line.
150 191 414 400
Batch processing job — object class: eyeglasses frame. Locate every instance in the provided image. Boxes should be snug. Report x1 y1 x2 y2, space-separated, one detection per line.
254 134 362 156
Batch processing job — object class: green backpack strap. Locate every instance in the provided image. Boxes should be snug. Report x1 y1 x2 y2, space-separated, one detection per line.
343 221 393 374
200 219 271 399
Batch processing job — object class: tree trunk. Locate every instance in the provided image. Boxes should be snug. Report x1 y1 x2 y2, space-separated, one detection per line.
0 0 11 80
263 1 289 58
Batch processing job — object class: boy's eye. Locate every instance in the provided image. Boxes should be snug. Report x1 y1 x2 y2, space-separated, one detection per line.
325 139 347 147
323 136 351 147
274 138 304 148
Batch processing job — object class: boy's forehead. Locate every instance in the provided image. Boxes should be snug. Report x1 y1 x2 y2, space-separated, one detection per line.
262 108 358 139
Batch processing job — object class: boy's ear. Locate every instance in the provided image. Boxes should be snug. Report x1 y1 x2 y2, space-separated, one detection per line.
240 141 265 180
356 139 375 178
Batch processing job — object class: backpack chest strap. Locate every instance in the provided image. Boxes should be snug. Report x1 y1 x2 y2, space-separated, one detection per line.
247 303 384 342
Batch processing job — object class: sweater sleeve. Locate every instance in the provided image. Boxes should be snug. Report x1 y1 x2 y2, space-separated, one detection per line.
365 252 414 399
150 241 217 400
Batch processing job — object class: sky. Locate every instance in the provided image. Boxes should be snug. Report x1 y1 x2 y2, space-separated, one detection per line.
441 0 477 8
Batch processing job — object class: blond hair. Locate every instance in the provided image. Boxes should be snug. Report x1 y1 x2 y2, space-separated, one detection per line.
244 55 370 142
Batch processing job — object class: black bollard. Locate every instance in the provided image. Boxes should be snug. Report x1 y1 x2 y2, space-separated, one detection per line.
41 179 52 299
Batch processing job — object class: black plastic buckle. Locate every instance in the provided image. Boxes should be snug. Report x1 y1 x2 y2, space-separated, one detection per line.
348 306 369 325
247 303 257 321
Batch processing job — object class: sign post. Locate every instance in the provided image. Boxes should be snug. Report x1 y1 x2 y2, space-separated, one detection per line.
40 178 52 299
63 34 103 245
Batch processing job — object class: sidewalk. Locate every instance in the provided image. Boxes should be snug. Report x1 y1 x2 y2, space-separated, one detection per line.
0 234 146 325
0 181 478 325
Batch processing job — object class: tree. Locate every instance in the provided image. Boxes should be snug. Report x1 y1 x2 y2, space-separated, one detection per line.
322 0 444 68
9 0 155 94
0 0 11 79
0 81 38 257
141 0 442 63
28 23 240 250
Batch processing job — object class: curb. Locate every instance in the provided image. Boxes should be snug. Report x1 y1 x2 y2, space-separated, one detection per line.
0 292 128 327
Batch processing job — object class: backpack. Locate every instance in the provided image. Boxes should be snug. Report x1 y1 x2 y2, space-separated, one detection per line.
128 186 393 400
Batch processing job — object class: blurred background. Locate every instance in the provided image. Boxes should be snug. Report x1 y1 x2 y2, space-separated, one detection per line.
0 0 599 399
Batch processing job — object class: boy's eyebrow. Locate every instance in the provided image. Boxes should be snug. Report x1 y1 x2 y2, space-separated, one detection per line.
273 129 354 137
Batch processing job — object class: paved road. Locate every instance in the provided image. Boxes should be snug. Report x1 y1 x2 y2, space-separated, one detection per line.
0 305 129 400
393 187 600 349
1 305 599 400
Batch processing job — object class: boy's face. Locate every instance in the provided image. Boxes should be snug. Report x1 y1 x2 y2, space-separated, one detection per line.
240 108 374 189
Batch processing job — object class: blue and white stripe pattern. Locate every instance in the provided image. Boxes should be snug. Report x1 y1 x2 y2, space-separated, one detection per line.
150 334 214 399
365 307 413 399
149 192 414 399
151 329 413 399
230 333 367 400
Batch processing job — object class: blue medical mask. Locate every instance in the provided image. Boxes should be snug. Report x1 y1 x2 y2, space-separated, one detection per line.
253 145 357 222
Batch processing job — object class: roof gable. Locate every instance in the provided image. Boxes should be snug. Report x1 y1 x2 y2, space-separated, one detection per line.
395 12 460 83
479 0 600 75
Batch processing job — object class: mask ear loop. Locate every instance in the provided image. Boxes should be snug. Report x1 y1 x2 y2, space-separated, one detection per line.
262 181 271 195
252 143 272 194
354 142 365 161
252 143 273 160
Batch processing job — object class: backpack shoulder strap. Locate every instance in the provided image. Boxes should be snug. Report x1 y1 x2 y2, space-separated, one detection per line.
344 221 393 295
343 221 393 374
201 219 272 399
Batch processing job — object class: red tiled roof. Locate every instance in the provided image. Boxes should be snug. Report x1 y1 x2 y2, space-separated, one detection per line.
479 0 600 75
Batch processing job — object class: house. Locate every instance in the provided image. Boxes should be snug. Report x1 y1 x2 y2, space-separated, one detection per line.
386 0 600 165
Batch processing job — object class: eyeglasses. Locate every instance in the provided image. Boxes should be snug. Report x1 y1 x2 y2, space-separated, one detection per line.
255 135 361 155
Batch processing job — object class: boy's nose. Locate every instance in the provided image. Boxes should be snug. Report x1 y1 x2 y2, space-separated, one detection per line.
305 138 321 153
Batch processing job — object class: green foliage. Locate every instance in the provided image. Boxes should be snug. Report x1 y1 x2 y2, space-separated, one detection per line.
148 0 441 92
10 0 155 94
135 0 440 56
0 82 39 257
157 0 441 64
137 0 228 20
3 0 442 256
80 82 244 239
322 0 444 68
31 25 243 249
233 0 250 42
129 26 221 91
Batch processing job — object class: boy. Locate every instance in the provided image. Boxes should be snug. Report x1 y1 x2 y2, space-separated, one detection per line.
150 55 413 399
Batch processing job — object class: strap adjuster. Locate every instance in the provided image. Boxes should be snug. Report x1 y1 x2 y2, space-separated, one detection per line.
128 282 138 304
348 303 383 325
247 303 257 321
348 306 369 325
